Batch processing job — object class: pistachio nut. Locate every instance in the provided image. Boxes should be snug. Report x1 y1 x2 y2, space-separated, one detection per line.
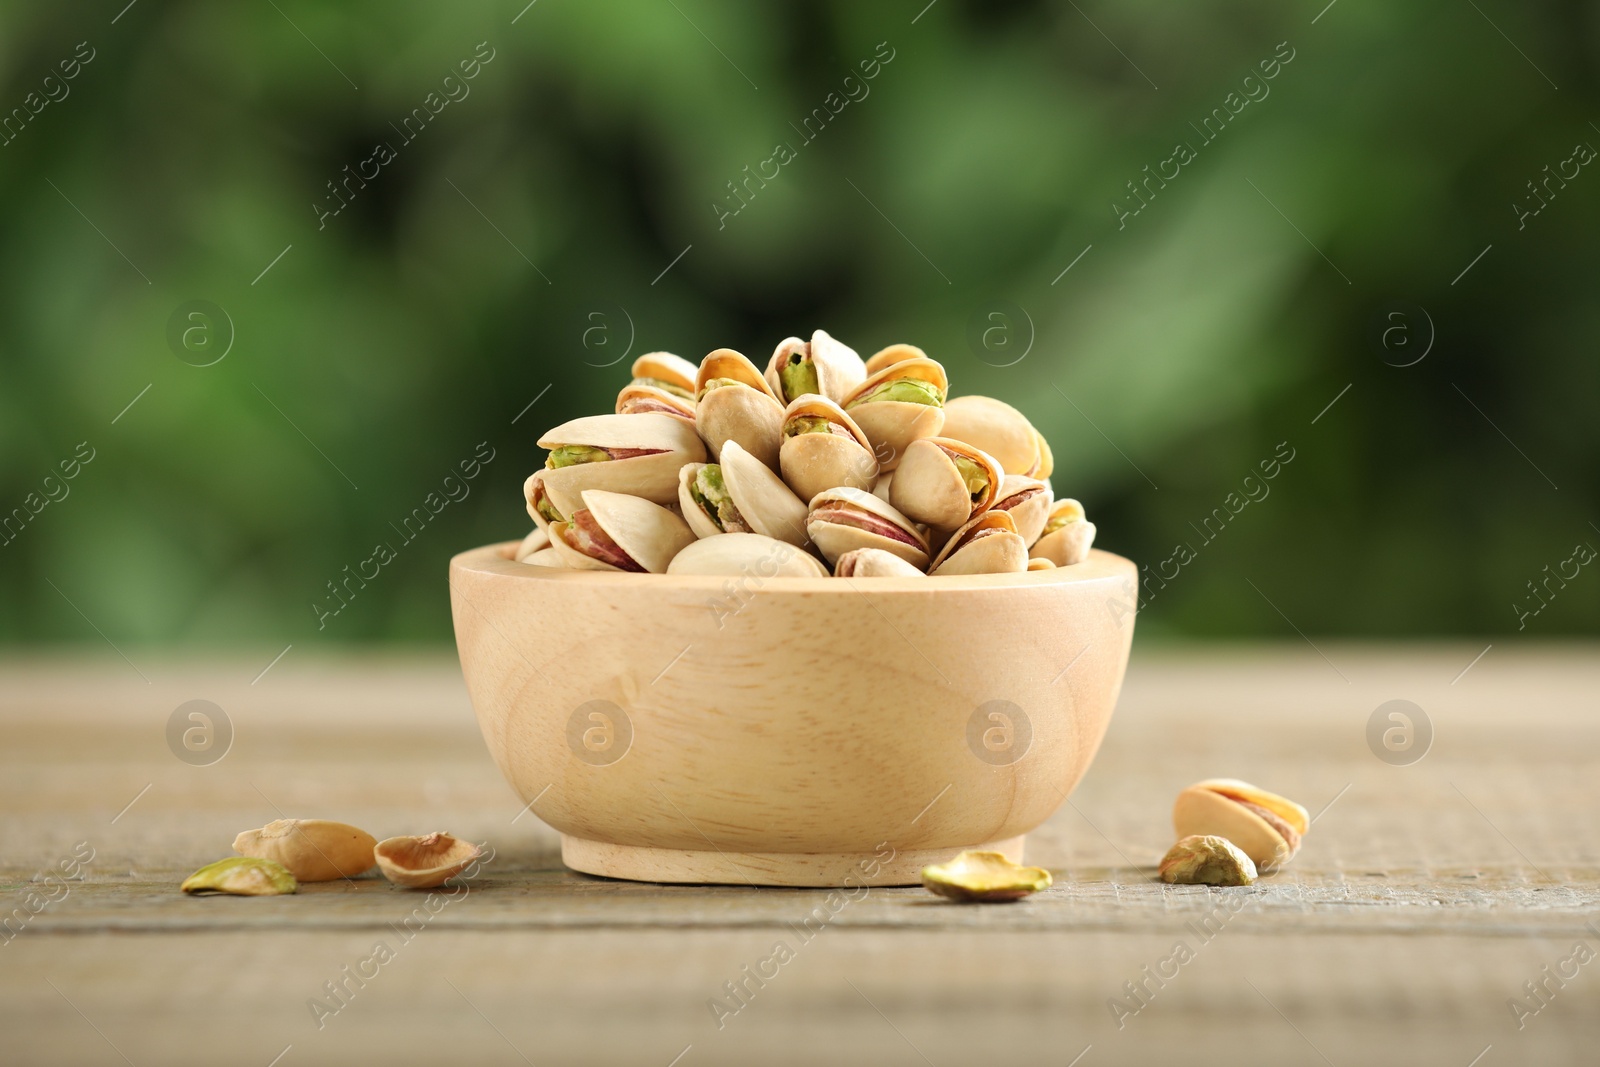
667 532 830 577
1172 779 1309 871
806 487 930 570
628 351 699 398
182 856 297 896
928 509 1028 577
939 395 1046 477
1159 835 1257 886
778 394 880 504
537 413 706 517
991 475 1053 546
1030 498 1096 567
616 381 696 422
889 436 1004 531
764 329 867 405
834 547 925 578
523 470 564 532
548 489 696 573
232 819 375 882
374 833 483 889
1026 557 1055 571
513 527 551 562
921 850 1051 902
695 348 787 469
840 357 947 471
863 342 927 377
678 441 810 547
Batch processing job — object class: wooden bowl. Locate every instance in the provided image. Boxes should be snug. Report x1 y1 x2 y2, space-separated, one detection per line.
450 542 1137 886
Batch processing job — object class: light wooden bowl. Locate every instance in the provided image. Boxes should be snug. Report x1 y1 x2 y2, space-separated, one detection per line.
450 542 1138 886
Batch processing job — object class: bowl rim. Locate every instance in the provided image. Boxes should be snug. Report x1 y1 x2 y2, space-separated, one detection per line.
452 541 1135 592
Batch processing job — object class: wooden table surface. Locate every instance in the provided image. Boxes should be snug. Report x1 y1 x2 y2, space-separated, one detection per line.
3 644 1597 1066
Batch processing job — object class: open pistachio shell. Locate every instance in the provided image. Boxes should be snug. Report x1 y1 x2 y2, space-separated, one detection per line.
834 547 925 578
921 850 1051 902
522 547 564 568
889 436 1004 531
182 856 297 896
232 819 376 882
678 442 810 547
778 394 879 503
696 348 785 469
1033 430 1055 480
513 528 551 561
537 413 706 517
939 395 1044 476
841 357 947 471
616 381 696 422
1030 498 1096 566
374 833 483 889
1172 779 1308 870
928 509 1028 576
764 329 866 405
549 490 696 573
864 342 927 377
523 470 563 531
667 533 830 577
992 475 1053 546
630 351 699 396
805 486 929 570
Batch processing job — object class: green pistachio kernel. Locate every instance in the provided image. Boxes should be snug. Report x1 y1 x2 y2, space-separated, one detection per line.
689 464 741 531
545 445 610 469
952 455 989 501
783 414 836 437
181 857 298 896
698 377 744 399
535 495 564 524
779 357 820 402
846 377 943 408
633 377 694 400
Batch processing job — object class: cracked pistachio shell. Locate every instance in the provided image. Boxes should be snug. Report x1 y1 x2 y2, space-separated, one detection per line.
667 532 830 577
834 547 925 578
928 509 1028 577
629 351 699 395
616 381 696 422
1030 498 1096 567
764 329 866 405
1172 780 1309 870
939 395 1045 477
523 470 563 531
805 486 929 570
232 819 376 882
863 342 928 377
550 490 696 573
1159 835 1257 886
374 833 483 889
678 441 810 546
695 348 785 469
992 475 1054 546
921 850 1051 902
778 394 879 504
512 527 550 561
182 856 298 896
840 357 947 471
889 436 1004 531
537 413 706 517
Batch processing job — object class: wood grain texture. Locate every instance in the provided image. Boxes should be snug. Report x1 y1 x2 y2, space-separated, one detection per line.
1 644 1597 1065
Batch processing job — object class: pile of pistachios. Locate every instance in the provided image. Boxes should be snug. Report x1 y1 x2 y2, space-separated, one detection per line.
517 331 1098 577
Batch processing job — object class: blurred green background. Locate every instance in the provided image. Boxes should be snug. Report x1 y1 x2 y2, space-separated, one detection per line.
1 0 1595 646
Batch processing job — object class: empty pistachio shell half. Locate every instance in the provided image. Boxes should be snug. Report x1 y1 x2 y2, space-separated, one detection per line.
764 329 866 405
1172 779 1309 870
668 532 830 577
921 850 1051 902
1159 835 1257 886
537 413 706 517
232 819 376 882
834 547 926 578
806 487 930 570
513 527 550 562
939 395 1045 476
680 441 810 546
1030 498 1096 567
549 490 696 573
863 342 927 377
890 436 1004 531
696 348 786 469
778 394 879 504
182 856 297 896
374 833 483 889
841 357 947 471
928 509 1028 577
992 475 1053 546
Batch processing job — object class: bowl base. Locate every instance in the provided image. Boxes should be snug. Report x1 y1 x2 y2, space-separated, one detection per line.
561 834 1027 887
